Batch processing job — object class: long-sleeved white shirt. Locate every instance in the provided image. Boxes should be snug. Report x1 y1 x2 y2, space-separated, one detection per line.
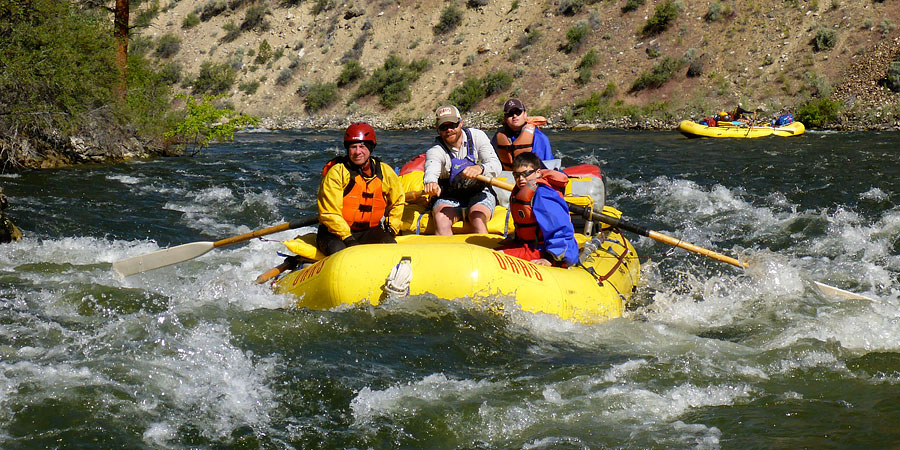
423 127 501 184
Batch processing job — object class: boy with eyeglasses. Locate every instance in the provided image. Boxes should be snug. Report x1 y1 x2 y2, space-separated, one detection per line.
496 152 578 267
423 105 502 236
492 98 554 171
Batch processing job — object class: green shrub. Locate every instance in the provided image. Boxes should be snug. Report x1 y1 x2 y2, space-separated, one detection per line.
200 0 227 21
133 2 160 28
467 0 489 7
159 61 183 85
192 61 237 95
182 12 201 28
630 56 684 91
447 70 514 111
0 0 119 134
338 60 365 87
166 94 258 155
576 66 592 86
239 80 260 95
795 97 842 127
220 21 241 43
558 0 585 16
433 4 463 35
704 1 732 21
241 5 270 31
255 40 273 65
275 68 293 86
448 77 486 112
577 49 599 69
813 27 838 51
642 0 679 36
355 54 431 108
482 70 513 95
304 81 338 112
887 61 900 93
560 21 590 53
155 33 182 59
621 0 644 13
516 27 542 50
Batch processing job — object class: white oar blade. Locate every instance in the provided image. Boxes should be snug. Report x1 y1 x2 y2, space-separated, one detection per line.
813 281 876 302
113 242 215 277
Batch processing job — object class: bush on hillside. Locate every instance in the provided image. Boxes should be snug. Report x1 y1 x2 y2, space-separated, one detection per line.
338 60 365 87
255 40 273 65
200 0 227 21
467 0 489 8
447 70 514 112
155 33 182 59
242 5 270 32
642 0 679 36
795 97 842 127
558 0 585 16
560 21 590 54
304 81 338 112
355 54 431 108
221 21 241 44
621 0 644 13
813 27 838 51
886 61 900 93
704 1 733 22
182 13 201 29
192 61 237 95
448 77 486 112
630 56 684 91
433 4 463 35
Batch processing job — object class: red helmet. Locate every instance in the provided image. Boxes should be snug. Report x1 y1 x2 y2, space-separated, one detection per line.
344 122 376 150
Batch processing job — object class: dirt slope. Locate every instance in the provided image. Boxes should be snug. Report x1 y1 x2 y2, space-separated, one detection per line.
146 0 900 128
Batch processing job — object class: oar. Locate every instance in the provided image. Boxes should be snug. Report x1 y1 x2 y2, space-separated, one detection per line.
475 174 875 300
113 215 319 277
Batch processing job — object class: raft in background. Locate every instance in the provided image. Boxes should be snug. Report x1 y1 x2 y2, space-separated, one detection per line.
677 120 805 138
274 213 641 325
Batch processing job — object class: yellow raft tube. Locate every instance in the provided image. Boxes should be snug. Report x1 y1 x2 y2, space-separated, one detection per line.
273 209 640 325
677 120 805 138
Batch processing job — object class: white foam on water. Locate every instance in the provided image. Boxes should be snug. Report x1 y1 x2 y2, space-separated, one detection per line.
138 322 277 444
350 373 497 425
107 174 142 185
860 187 889 202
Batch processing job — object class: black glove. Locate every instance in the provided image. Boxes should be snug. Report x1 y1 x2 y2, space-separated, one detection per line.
342 236 359 247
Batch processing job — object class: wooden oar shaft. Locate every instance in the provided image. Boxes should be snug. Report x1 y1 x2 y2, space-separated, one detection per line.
474 174 748 269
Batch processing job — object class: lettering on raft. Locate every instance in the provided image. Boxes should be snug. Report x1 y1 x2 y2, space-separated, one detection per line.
491 251 544 281
292 259 325 286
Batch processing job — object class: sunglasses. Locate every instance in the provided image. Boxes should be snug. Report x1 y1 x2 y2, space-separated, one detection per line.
438 121 460 132
512 169 537 179
505 109 524 118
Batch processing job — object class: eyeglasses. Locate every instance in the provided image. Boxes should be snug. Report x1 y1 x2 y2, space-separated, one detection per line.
438 121 460 132
505 109 524 118
512 169 537 179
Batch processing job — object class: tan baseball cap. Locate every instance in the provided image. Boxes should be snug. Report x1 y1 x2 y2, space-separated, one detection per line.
435 105 461 126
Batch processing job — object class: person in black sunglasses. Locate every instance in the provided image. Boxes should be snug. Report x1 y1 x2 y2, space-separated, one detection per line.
423 105 502 236
492 98 554 171
495 152 578 267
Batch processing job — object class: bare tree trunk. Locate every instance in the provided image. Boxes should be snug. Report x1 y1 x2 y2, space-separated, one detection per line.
114 0 129 99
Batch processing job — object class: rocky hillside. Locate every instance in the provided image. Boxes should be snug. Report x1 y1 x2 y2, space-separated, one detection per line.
145 0 900 128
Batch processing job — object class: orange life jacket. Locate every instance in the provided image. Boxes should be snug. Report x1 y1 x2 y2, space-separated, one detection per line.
495 125 536 170
509 170 568 242
322 156 388 231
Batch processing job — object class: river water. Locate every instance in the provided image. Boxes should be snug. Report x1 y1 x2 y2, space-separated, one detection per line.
2 129 900 448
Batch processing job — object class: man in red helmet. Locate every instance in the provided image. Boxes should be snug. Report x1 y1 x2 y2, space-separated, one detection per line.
316 122 405 255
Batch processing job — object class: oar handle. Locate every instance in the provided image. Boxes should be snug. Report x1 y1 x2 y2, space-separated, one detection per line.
474 174 748 269
213 214 318 248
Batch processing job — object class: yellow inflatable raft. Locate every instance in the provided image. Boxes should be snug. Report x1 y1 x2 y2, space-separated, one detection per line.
273 208 640 325
677 120 805 138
